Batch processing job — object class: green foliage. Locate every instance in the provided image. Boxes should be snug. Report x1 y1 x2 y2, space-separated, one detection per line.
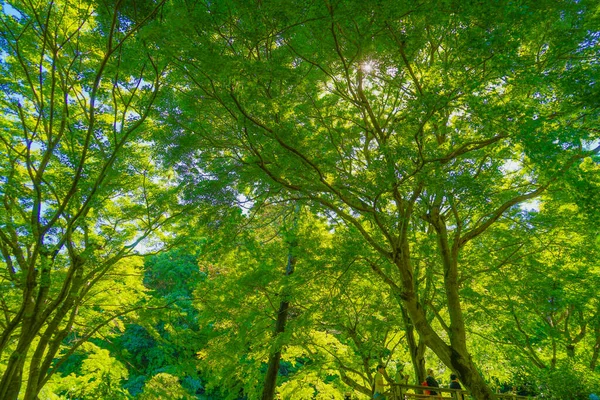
527 361 600 400
138 373 194 400
145 249 205 298
45 343 130 399
1 0 600 398
111 250 206 398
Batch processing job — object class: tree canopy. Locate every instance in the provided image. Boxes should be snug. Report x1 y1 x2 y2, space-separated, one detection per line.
1 0 600 399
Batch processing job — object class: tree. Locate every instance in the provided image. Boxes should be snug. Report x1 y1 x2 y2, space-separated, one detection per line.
158 0 600 398
114 250 206 397
261 202 299 400
139 372 193 400
0 0 186 398
458 158 600 398
43 342 131 400
189 200 305 398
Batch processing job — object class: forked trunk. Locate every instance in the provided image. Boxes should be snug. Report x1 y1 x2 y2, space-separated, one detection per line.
401 287 496 399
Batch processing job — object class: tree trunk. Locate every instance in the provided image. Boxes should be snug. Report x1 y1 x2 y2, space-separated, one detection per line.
401 290 495 399
261 205 299 400
414 339 426 384
399 301 426 384
0 340 32 400
431 206 496 399
0 281 38 400
23 301 79 400
261 301 290 400
389 206 496 399
591 324 600 371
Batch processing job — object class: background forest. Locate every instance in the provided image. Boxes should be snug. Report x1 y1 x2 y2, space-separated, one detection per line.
1 0 600 399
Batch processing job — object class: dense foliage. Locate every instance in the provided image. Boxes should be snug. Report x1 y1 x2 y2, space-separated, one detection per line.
1 0 600 399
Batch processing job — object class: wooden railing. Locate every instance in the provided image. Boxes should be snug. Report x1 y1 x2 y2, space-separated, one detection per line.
386 384 533 400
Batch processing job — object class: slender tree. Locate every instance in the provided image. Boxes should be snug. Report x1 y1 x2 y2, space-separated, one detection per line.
262 202 299 400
